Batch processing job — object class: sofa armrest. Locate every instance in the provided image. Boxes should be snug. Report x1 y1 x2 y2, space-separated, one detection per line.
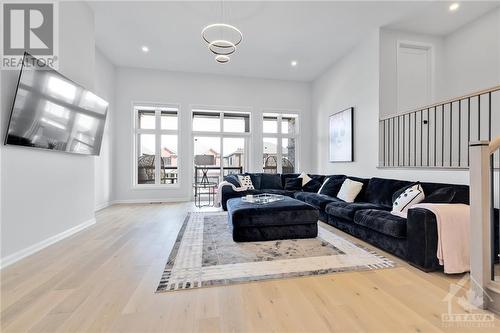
221 185 249 211
406 208 441 272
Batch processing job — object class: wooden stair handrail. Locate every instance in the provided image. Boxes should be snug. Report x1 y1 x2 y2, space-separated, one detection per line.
380 84 500 121
489 136 500 154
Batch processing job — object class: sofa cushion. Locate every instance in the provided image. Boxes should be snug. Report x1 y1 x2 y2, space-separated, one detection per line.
293 192 340 210
308 174 326 184
294 191 311 202
260 189 295 197
354 209 407 238
224 174 240 187
281 173 300 187
325 201 389 221
346 176 370 202
245 173 262 190
391 184 425 218
237 175 255 189
297 172 312 186
260 173 283 190
284 178 302 191
422 186 470 204
302 179 322 192
337 178 364 203
365 177 413 206
391 182 419 203
318 175 346 196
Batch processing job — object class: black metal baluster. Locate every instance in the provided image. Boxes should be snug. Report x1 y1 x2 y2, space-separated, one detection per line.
478 95 481 140
392 118 395 166
490 153 495 280
467 98 471 166
488 92 492 140
434 106 437 166
420 110 423 166
458 100 461 167
383 119 386 166
403 115 406 166
398 116 400 166
414 112 417 166
427 109 430 167
441 104 444 167
450 102 453 167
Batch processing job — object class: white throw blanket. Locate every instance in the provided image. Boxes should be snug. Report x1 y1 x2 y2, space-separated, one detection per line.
411 203 470 274
214 181 249 207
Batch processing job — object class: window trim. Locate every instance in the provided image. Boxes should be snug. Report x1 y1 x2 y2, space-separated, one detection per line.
132 102 181 189
261 110 300 173
191 106 252 181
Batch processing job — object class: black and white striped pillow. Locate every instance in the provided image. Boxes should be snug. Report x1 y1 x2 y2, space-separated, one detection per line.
391 184 425 218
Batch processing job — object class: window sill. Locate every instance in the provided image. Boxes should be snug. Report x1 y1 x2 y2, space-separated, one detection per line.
132 184 181 190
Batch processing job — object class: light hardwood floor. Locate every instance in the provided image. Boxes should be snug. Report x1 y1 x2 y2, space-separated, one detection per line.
1 203 498 332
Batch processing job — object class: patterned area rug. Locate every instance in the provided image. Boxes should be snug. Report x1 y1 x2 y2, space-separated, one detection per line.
156 212 396 292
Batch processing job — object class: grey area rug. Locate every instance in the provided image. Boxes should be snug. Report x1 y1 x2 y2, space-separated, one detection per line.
156 212 396 292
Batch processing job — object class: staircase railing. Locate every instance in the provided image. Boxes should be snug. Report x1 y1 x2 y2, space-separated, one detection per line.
380 85 500 168
469 136 500 314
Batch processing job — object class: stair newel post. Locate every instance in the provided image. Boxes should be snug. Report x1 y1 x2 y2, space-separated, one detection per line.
469 140 492 309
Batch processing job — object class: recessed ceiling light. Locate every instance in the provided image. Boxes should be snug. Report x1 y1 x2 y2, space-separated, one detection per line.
291 60 298 67
449 3 460 11
141 46 149 53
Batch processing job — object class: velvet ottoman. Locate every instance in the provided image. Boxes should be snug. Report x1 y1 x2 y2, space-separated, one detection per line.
227 196 319 242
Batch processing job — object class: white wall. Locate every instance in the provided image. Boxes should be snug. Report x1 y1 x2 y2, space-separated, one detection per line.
312 30 470 185
443 7 500 99
1 2 96 263
379 29 445 118
94 49 116 210
114 67 312 203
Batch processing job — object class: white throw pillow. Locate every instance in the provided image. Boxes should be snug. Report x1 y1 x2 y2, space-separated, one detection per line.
391 184 425 218
337 179 363 203
237 175 255 189
297 172 312 186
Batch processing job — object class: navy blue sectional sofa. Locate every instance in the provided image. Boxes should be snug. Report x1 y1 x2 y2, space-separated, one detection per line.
221 173 500 272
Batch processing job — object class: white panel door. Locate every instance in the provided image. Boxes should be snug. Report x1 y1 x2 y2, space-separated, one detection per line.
397 43 432 113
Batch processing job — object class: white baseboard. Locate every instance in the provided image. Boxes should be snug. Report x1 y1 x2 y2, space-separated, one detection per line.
0 217 96 270
95 201 112 211
111 197 190 204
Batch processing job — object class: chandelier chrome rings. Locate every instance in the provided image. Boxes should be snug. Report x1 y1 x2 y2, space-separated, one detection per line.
215 55 230 63
201 23 243 47
202 23 242 64
208 40 236 56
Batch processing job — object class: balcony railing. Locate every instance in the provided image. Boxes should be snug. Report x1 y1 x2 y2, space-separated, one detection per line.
379 85 500 168
193 166 243 198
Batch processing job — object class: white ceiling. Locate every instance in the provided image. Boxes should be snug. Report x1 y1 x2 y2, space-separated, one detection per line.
89 1 499 82
387 1 499 36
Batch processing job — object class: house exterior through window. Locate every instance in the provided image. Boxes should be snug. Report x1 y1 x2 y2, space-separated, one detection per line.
263 112 299 173
133 104 179 187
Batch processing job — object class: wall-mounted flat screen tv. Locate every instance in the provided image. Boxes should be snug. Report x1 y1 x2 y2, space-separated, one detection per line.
4 53 108 156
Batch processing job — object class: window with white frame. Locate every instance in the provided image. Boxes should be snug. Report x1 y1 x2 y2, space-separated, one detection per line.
263 112 299 173
192 109 250 185
134 105 179 186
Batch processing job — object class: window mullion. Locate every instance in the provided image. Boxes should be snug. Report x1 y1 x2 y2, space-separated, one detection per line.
277 115 283 173
155 110 161 185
